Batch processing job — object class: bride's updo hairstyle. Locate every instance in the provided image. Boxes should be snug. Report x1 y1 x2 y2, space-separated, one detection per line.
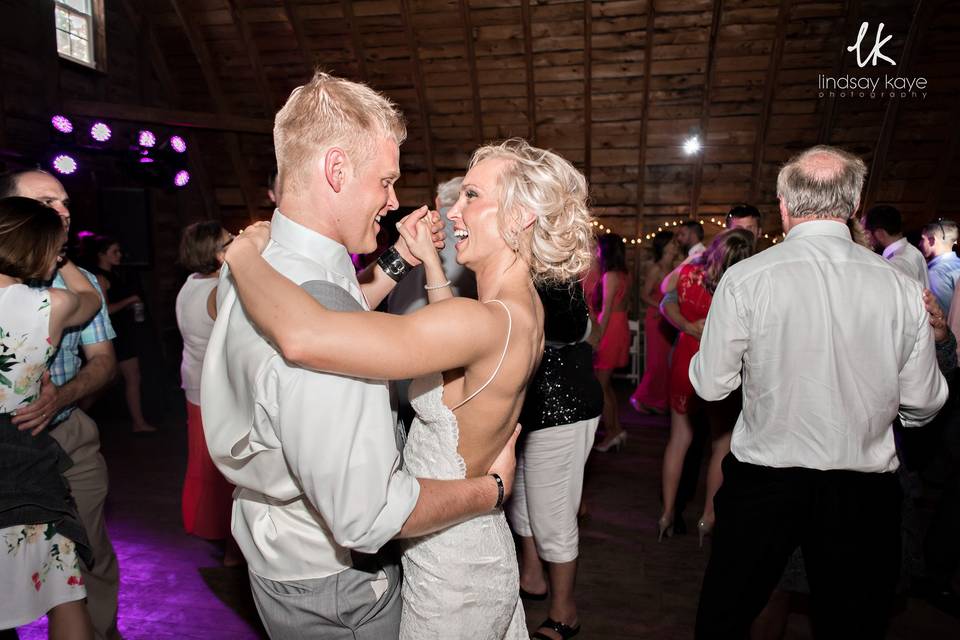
469 138 595 285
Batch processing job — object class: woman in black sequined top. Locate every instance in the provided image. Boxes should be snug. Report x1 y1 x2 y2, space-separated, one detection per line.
508 281 603 639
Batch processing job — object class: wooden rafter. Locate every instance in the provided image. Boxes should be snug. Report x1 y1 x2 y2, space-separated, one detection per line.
635 3 656 223
817 0 861 145
399 0 436 189
521 0 536 143
119 0 217 219
688 0 725 219
583 0 593 183
926 103 960 217
459 0 483 145
749 0 793 204
862 0 933 211
170 0 261 222
281 0 315 77
62 100 271 134
340 0 369 83
225 0 276 115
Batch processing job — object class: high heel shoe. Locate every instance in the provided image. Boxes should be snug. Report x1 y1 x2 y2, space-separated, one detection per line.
593 430 627 453
697 519 714 548
657 515 674 542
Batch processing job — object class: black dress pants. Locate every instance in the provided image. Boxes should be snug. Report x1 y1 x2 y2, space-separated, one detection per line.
696 455 901 640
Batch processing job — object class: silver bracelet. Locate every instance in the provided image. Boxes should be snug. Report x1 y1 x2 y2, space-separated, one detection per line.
424 280 451 291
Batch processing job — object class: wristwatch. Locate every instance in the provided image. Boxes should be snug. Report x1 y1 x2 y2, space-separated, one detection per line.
377 245 413 282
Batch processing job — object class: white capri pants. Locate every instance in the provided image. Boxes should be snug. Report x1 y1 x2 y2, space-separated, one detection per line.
507 416 599 563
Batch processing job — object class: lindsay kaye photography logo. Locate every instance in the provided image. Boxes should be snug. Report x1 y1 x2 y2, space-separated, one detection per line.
818 22 928 99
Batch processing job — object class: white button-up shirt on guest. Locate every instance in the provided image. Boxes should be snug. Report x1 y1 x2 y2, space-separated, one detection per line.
690 220 947 473
201 210 420 581
883 236 931 289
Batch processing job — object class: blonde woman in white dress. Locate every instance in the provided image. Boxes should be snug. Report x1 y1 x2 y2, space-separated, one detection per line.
223 139 595 639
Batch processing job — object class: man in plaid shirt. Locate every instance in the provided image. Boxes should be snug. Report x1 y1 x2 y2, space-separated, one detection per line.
3 169 123 640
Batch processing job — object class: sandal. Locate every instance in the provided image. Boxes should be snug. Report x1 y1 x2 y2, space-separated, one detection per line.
531 617 581 639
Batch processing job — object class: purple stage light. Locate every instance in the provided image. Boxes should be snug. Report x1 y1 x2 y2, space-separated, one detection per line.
90 122 112 142
169 136 187 153
51 115 73 134
173 170 190 187
138 130 157 148
52 154 77 175
138 157 155 164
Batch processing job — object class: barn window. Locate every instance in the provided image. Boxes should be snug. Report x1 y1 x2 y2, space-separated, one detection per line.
55 0 103 68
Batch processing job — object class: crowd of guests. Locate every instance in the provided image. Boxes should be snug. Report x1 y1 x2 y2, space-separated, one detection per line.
0 70 958 640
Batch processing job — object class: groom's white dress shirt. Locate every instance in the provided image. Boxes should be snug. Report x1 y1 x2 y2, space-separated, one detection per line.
201 210 420 581
691 220 947 474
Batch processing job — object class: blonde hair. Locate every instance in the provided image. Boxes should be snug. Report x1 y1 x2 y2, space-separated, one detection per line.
469 139 595 285
274 71 407 195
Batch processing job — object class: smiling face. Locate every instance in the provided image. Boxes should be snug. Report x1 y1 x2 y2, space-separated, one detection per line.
336 135 400 254
446 156 512 270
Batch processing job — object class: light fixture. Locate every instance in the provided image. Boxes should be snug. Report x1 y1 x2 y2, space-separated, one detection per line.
90 122 112 142
51 115 73 134
173 170 191 187
683 135 701 155
138 130 157 148
169 135 187 153
52 154 77 175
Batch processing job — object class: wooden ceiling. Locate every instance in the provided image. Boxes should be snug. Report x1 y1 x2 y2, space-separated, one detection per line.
108 0 960 237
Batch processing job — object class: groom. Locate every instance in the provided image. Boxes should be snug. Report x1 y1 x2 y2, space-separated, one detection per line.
201 72 519 639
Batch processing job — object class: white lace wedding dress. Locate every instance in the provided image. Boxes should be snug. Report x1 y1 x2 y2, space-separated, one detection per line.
399 301 527 640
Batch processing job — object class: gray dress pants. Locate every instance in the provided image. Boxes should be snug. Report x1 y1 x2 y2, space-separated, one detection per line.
249 551 402 639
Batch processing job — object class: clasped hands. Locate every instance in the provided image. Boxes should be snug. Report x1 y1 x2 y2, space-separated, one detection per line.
228 206 445 268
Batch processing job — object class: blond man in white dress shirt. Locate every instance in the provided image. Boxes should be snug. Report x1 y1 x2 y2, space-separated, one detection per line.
201 72 517 639
690 145 948 639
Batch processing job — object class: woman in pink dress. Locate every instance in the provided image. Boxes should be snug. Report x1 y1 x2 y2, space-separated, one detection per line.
630 231 679 415
592 234 633 452
657 229 754 543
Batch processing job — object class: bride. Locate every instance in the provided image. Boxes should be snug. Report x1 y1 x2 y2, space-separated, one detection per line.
224 138 594 639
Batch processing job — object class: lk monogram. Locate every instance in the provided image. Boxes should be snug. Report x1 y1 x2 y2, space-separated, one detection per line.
847 22 896 67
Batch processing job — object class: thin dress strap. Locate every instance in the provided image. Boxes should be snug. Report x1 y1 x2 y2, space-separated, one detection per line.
451 299 512 412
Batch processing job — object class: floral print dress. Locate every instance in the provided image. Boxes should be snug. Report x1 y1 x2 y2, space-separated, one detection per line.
1 284 87 628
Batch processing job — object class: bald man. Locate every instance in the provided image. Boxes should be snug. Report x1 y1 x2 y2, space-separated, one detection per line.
690 147 947 638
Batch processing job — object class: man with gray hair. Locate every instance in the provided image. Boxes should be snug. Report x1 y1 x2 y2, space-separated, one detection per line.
690 145 948 638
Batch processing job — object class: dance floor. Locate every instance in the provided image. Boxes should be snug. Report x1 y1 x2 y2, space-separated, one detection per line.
16 385 960 639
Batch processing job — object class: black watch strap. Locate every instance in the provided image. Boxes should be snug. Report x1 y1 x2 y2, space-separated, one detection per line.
377 246 413 282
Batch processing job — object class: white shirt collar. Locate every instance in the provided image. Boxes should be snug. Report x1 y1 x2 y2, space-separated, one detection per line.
882 236 908 260
784 219 852 243
270 209 356 281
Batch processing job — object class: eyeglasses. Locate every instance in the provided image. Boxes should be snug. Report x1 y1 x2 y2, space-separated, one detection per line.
219 234 235 251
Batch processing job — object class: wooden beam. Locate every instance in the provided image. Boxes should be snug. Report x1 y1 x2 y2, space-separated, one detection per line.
926 104 960 218
170 0 261 222
226 0 276 115
399 0 436 189
521 0 536 143
118 0 219 221
458 0 483 145
817 0 861 144
862 0 932 211
688 0 724 219
39 0 61 114
280 1 315 79
340 0 369 83
119 0 180 106
583 0 593 184
635 3 656 225
61 100 272 134
749 0 793 204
